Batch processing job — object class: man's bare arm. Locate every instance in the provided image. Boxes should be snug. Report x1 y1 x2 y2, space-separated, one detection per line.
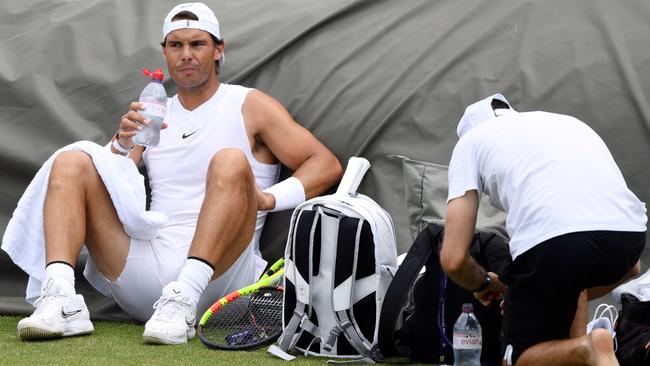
440 190 506 304
243 90 343 202
110 101 169 166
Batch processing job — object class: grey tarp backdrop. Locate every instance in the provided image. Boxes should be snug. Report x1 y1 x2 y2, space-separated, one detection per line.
1 0 649 321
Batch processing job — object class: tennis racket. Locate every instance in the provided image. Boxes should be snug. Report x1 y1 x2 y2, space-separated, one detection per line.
335 157 371 196
198 258 285 350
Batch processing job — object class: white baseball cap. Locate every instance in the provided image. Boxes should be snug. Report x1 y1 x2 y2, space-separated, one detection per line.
162 2 224 64
456 93 513 138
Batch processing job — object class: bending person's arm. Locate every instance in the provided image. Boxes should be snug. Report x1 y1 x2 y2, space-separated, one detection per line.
440 190 505 305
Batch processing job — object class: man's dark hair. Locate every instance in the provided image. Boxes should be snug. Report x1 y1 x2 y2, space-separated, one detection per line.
160 11 224 74
491 98 510 111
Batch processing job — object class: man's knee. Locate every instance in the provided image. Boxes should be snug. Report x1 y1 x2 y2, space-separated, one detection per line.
207 148 252 183
50 151 96 182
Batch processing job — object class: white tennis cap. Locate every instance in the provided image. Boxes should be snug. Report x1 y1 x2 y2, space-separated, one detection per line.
162 3 224 65
457 93 513 138
163 2 221 39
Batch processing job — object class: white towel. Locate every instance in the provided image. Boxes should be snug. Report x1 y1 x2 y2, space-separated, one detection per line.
1 140 168 303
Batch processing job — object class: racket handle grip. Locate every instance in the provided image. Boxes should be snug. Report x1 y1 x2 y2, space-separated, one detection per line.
335 157 370 196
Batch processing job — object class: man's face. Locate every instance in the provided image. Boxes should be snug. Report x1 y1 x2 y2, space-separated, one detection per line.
162 28 223 89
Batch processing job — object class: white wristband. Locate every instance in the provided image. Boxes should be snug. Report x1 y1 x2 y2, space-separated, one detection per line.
112 139 134 155
263 177 306 212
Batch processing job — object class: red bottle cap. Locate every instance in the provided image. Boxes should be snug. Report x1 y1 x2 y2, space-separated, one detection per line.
142 68 164 81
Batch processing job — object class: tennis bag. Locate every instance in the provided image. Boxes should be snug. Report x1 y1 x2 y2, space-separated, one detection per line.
273 157 398 361
376 222 511 365
615 295 650 366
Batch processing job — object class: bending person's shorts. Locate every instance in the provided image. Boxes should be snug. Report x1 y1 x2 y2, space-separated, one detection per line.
84 225 267 322
499 230 645 365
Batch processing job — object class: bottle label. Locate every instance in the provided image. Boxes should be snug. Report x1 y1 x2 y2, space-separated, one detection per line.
140 99 166 120
452 332 482 349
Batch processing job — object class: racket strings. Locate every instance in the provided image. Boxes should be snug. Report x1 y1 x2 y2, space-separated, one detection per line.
201 288 283 348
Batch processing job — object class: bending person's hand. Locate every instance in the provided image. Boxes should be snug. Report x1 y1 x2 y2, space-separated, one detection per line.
474 272 506 307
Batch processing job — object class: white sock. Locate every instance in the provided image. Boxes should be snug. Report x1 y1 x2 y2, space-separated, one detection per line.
176 257 214 304
45 262 75 290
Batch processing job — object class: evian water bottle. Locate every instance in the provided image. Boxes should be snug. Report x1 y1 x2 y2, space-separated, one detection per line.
453 303 482 366
132 68 167 147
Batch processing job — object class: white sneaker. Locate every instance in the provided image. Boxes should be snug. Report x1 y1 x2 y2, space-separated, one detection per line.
17 277 94 340
143 281 196 344
587 303 618 351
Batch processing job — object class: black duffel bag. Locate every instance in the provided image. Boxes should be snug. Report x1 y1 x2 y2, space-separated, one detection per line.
376 222 511 365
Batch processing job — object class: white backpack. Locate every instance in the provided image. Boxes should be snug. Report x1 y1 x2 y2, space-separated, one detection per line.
270 157 398 362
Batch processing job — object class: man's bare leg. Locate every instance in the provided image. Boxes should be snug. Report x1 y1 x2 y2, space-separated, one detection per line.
44 151 131 278
570 290 588 338
514 328 618 366
143 148 259 344
19 151 131 340
587 260 640 300
188 148 258 277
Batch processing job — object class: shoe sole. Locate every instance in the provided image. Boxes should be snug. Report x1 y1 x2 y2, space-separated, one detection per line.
19 327 64 340
143 335 187 345
18 326 94 341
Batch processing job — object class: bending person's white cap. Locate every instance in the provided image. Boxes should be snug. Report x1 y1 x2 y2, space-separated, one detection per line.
456 93 513 138
162 2 224 64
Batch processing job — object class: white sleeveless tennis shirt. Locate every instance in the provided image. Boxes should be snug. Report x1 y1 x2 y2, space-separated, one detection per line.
143 83 280 228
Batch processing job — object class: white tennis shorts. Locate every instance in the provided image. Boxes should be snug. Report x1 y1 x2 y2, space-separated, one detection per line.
83 224 267 322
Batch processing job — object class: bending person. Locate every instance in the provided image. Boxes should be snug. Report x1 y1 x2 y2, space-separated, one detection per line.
440 94 646 365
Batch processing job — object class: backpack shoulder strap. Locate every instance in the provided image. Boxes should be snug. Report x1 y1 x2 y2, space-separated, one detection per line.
330 216 374 355
377 222 444 359
277 208 319 351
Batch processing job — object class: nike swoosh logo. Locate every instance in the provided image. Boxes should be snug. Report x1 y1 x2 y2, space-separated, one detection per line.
61 308 82 318
182 130 198 139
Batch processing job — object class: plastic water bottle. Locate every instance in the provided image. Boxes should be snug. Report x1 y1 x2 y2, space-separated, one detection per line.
132 68 167 147
453 303 482 366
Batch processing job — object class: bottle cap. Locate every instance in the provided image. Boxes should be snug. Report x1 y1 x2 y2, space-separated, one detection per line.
143 68 165 81
462 303 474 313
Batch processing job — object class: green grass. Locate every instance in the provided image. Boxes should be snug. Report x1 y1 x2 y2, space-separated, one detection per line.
0 316 336 366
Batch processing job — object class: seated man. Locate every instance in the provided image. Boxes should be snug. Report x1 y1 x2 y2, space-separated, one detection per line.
440 94 647 365
11 2 342 344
